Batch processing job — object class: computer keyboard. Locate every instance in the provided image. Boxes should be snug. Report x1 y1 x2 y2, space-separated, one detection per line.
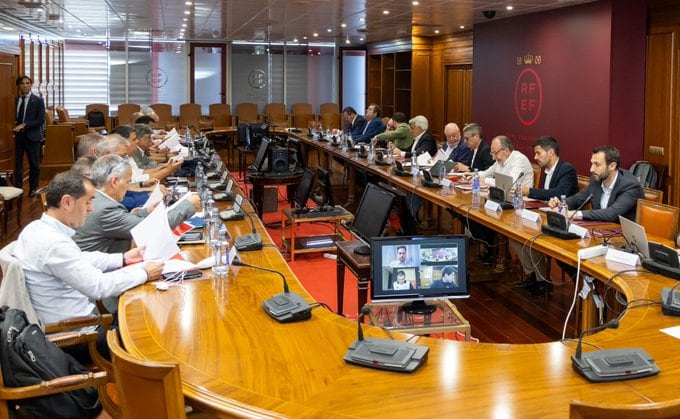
304 208 344 218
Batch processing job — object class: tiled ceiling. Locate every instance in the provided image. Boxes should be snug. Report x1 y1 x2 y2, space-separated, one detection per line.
0 0 595 44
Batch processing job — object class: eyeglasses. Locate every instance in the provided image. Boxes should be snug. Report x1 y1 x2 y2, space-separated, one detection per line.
463 133 478 141
490 148 506 156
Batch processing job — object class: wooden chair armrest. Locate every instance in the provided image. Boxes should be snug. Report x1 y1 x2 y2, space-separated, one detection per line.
44 313 113 334
47 330 98 348
0 371 107 400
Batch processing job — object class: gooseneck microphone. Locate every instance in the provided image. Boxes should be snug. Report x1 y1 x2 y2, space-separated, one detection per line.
356 305 371 342
234 259 312 323
233 194 263 251
542 193 594 240
570 316 659 382
573 318 619 360
567 193 593 224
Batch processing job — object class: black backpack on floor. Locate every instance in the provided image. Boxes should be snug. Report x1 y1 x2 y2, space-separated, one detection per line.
0 306 100 418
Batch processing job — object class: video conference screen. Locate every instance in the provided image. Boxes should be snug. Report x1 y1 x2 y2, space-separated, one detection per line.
370 235 469 302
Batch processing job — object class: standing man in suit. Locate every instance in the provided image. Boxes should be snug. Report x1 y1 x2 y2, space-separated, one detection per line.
441 123 472 167
353 103 386 143
511 136 579 295
13 75 45 197
341 106 366 138
549 145 643 222
453 123 494 172
395 115 437 158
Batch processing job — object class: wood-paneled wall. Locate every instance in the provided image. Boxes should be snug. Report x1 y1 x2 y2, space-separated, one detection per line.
646 1 680 206
0 52 18 170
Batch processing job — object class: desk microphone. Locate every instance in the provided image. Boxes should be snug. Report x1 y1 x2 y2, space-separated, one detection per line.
233 194 263 251
393 161 410 177
542 194 593 240
567 193 593 225
343 305 429 373
374 151 392 166
660 280 680 316
233 260 312 323
571 317 659 382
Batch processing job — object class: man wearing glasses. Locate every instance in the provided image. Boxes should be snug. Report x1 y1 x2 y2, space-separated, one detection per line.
453 123 493 172
478 135 534 189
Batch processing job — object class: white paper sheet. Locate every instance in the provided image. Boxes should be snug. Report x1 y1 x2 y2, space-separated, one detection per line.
142 184 164 209
660 325 680 339
130 201 180 261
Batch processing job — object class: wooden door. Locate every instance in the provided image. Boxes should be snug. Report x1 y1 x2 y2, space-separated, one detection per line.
445 65 472 127
0 52 17 170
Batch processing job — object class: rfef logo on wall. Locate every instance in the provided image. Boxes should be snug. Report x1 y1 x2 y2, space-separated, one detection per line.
146 68 168 88
514 54 543 126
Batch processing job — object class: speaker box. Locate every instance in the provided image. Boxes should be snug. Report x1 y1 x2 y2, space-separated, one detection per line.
269 146 289 172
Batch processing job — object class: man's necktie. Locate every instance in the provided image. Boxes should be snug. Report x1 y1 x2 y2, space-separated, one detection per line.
362 119 371 135
16 96 26 125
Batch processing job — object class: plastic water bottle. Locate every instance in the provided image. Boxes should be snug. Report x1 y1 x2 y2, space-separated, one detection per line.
386 144 394 164
211 235 229 277
513 185 525 214
438 162 446 184
368 142 374 161
411 155 419 178
471 170 481 209
558 195 568 216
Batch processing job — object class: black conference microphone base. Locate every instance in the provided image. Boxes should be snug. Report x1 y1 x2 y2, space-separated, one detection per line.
234 233 263 251
344 338 429 373
262 292 312 323
375 160 392 166
571 348 659 382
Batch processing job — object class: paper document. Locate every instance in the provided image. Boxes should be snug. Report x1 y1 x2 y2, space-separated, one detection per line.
142 184 164 209
130 201 180 261
416 152 432 167
160 128 180 150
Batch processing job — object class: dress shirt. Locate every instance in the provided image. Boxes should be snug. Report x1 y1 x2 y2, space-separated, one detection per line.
600 171 618 209
401 132 424 158
128 156 149 184
544 159 558 189
478 150 534 189
13 213 147 325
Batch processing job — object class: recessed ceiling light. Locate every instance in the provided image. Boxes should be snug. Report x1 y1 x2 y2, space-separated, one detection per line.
183 17 188 21
412 1 419 5
293 37 298 42
326 28 332 33
185 1 192 5
184 10 191 15
383 10 390 15
359 37 364 41
460 25 465 29
313 32 318 37
345 38 350 44
182 23 187 27
341 23 346 28
506 5 514 10
434 29 439 34
303 36 307 40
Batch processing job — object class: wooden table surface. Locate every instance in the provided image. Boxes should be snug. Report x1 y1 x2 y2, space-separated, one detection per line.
119 137 680 417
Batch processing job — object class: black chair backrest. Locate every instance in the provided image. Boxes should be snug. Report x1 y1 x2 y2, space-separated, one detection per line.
630 161 658 188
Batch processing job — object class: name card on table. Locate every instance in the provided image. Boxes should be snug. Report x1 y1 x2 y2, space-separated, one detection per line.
520 209 541 223
484 200 502 212
605 247 640 266
568 223 589 238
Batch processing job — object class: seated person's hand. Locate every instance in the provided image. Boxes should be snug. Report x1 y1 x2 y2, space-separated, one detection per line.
186 193 202 212
143 262 164 281
548 197 560 208
124 246 146 265
392 147 403 156
453 163 469 172
159 184 168 196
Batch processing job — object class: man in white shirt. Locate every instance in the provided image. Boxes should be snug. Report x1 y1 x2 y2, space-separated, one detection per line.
478 135 534 189
389 246 412 267
13 171 163 362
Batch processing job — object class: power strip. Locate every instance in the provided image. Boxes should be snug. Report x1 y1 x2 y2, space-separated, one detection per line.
578 245 608 260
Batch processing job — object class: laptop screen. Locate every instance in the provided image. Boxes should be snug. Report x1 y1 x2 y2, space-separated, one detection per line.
619 216 650 259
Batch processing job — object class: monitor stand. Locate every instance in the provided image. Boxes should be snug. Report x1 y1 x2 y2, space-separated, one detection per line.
353 244 371 255
401 300 437 315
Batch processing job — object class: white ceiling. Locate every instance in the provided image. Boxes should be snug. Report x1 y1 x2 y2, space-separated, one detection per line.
0 0 595 44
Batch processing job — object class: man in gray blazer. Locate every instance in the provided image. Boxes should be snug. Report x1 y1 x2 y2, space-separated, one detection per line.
74 155 200 254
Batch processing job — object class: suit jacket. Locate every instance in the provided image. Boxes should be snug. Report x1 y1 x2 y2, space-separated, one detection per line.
132 147 158 170
527 159 579 201
346 115 367 138
444 141 473 167
565 169 643 222
353 118 386 143
470 141 494 171
74 190 196 253
16 93 45 142
404 131 437 158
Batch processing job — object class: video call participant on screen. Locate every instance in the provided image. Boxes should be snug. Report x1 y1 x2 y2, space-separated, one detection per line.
430 267 458 288
393 270 412 290
389 246 411 267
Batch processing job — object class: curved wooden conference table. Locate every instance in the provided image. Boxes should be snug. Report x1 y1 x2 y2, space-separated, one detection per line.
119 134 680 417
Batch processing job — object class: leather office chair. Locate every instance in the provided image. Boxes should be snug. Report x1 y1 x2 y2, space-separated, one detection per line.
56 106 88 124
264 103 290 128
0 242 116 418
84 103 110 131
643 186 663 203
569 398 680 419
106 330 217 418
208 103 232 127
150 104 177 131
117 103 141 126
636 198 679 240
0 172 23 239
235 102 261 125
291 103 314 129
179 103 212 134
318 103 340 130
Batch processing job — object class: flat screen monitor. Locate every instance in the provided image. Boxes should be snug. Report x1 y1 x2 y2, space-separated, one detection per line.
370 235 470 314
237 124 252 148
287 137 305 170
250 123 269 148
294 168 316 210
315 167 334 207
251 137 272 172
350 183 395 255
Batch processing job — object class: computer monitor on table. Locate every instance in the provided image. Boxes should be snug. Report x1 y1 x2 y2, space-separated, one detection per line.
250 137 272 173
287 137 305 170
619 216 651 259
315 167 335 207
293 168 316 211
370 235 470 314
348 183 395 255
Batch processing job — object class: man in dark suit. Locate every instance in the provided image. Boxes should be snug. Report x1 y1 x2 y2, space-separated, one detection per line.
352 103 386 143
442 123 472 167
395 115 437 158
13 75 45 197
342 106 366 138
453 123 494 172
512 136 579 295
